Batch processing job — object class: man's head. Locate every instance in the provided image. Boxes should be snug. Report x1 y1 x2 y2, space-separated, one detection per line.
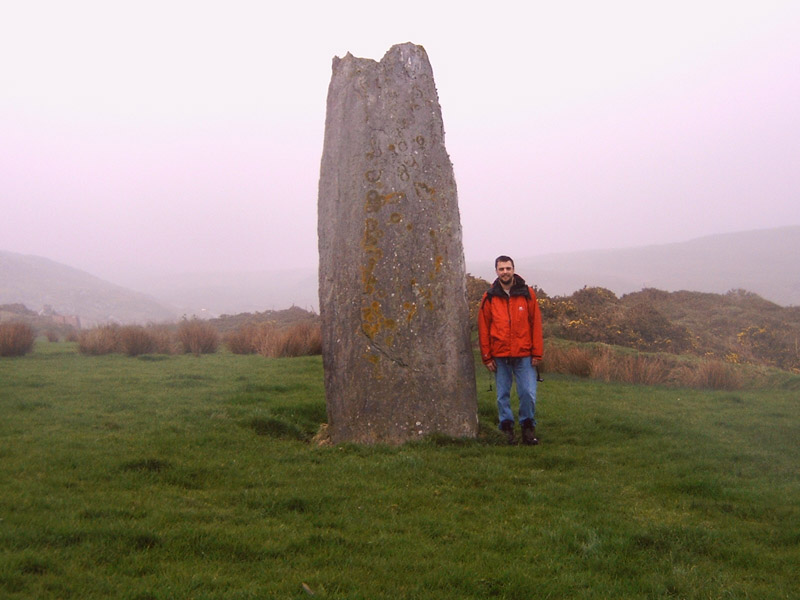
495 255 515 286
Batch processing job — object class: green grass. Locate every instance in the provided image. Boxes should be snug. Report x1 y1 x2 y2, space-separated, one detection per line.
1 342 798 599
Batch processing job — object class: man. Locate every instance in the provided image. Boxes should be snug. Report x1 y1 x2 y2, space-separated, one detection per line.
478 256 543 445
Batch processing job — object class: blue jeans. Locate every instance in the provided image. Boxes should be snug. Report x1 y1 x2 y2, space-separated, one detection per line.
495 357 538 426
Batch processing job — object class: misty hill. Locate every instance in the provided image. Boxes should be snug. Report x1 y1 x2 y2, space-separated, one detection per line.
469 226 800 307
114 269 319 317
0 251 178 326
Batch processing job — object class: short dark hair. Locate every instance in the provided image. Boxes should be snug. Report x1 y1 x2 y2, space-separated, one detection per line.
495 255 514 268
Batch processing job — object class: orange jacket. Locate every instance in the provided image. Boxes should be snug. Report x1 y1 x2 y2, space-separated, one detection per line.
478 275 543 364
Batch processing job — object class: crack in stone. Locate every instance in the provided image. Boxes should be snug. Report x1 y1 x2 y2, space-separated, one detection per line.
359 327 421 372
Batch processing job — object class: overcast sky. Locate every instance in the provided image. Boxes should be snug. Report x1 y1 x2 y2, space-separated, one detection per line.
2 0 799 283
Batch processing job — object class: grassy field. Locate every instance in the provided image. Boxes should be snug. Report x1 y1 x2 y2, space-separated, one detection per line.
1 343 798 599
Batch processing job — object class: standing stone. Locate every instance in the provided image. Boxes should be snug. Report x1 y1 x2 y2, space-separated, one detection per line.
317 43 478 444
318 44 478 443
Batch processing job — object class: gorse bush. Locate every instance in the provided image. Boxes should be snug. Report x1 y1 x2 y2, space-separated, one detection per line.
0 322 36 357
177 319 219 355
536 286 800 371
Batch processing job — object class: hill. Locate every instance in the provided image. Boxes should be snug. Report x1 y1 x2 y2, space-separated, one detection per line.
0 251 178 326
469 226 800 307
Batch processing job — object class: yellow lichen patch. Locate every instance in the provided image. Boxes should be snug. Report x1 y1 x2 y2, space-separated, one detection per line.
403 301 418 323
362 351 383 380
361 261 378 294
365 190 405 214
389 212 402 224
413 181 437 201
361 218 384 294
363 218 383 246
434 255 443 274
361 301 385 339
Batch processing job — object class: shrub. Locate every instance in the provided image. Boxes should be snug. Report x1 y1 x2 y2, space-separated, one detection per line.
255 321 322 358
687 359 742 390
146 325 177 354
224 321 322 358
78 325 121 355
0 322 36 357
591 348 669 386
542 345 593 377
177 319 219 356
224 323 261 354
45 329 60 342
118 325 156 356
279 321 322 357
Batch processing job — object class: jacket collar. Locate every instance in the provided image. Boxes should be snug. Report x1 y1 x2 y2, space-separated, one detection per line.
488 273 530 299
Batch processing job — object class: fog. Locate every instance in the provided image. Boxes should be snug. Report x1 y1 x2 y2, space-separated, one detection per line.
2 1 799 286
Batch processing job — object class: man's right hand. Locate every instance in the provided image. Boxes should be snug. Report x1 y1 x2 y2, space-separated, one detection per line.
484 360 496 373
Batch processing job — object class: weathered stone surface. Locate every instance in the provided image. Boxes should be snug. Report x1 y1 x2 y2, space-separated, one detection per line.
317 43 478 444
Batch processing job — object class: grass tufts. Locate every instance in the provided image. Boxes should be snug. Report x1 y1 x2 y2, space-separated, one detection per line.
121 458 171 473
0 322 36 357
248 415 306 440
78 324 120 355
177 318 219 355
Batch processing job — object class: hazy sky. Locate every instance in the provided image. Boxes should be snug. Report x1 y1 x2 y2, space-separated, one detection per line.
2 0 799 283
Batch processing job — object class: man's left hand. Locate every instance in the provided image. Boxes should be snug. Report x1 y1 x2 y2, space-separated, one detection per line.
531 357 541 367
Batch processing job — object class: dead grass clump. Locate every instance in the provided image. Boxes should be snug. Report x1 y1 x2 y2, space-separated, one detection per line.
0 322 36 357
224 321 321 358
177 319 219 356
591 349 669 386
686 359 742 390
78 325 121 355
278 321 322 357
118 325 156 356
146 325 176 354
255 321 322 358
542 345 593 377
224 323 261 354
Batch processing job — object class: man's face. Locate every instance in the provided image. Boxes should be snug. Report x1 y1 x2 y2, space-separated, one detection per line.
496 261 514 285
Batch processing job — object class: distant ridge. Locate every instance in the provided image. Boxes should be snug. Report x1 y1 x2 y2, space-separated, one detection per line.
468 226 800 306
0 251 178 325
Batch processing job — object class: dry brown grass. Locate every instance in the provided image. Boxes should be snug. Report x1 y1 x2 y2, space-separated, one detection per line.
0 322 36 357
543 342 742 390
541 345 593 377
118 325 156 356
591 348 669 386
78 325 121 355
177 319 219 356
78 324 178 355
146 325 177 354
684 359 742 390
224 321 321 358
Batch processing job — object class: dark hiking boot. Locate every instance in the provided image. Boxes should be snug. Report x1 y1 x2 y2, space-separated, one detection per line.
499 420 516 445
521 420 539 446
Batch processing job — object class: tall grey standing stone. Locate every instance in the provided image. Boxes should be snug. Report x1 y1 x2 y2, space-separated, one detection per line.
317 43 478 445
